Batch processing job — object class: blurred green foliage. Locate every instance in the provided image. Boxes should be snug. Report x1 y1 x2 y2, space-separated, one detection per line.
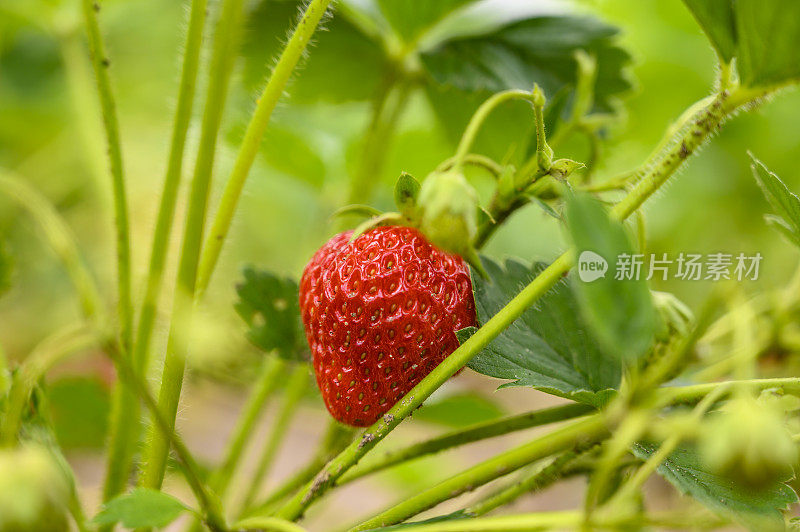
1 0 799 378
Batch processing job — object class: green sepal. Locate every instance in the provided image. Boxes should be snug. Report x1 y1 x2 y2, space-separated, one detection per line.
462 246 488 279
549 158 586 180
394 172 422 218
350 212 406 241
329 204 383 222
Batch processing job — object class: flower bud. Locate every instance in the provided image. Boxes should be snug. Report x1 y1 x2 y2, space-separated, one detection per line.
699 395 797 490
417 169 478 257
0 445 69 531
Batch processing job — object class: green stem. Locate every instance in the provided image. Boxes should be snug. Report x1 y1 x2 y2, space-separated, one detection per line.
368 510 725 532
79 0 133 366
514 85 551 182
231 517 307 532
102 0 210 505
0 172 102 321
348 415 607 531
241 365 309 510
338 403 593 485
0 324 95 446
451 89 535 174
463 447 593 517
435 154 504 179
139 0 245 491
195 0 334 298
185 357 287 532
660 377 800 405
609 384 730 507
244 421 356 518
347 70 411 205
214 357 287 494
276 86 757 521
103 336 225 531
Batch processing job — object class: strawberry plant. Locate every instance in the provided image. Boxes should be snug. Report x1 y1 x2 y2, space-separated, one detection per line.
2 0 800 531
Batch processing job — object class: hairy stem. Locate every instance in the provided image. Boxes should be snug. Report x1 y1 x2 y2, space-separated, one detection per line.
243 421 356 518
102 0 209 504
80 0 132 342
241 365 309 509
464 447 594 517
338 403 593 485
661 377 800 405
195 0 335 297
103 336 225 531
140 0 245 490
185 357 287 532
349 415 607 531
215 357 287 494
276 86 756 521
451 89 536 174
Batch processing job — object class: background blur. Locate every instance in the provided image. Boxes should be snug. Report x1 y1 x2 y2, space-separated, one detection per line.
1 0 799 529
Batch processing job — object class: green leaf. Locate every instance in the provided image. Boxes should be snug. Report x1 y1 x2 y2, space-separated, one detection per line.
235 268 307 361
750 153 800 249
681 0 736 63
735 0 800 87
421 15 633 112
257 123 327 188
414 393 505 428
461 257 620 407
48 377 110 449
394 172 421 217
425 85 535 165
566 193 657 362
376 0 475 43
632 443 797 532
91 488 189 528
765 215 800 249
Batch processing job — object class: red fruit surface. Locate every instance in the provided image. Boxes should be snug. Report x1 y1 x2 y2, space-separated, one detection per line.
299 226 476 426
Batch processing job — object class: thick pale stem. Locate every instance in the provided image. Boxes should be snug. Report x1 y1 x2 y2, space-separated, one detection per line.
241 365 309 509
214 357 286 494
102 0 209 504
140 0 245 490
196 0 334 298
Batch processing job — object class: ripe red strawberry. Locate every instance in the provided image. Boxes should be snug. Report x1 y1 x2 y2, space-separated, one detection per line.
299 226 476 426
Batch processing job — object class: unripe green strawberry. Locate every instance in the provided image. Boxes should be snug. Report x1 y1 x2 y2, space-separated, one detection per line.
299 226 476 426
417 169 478 258
0 445 69 531
699 395 797 490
